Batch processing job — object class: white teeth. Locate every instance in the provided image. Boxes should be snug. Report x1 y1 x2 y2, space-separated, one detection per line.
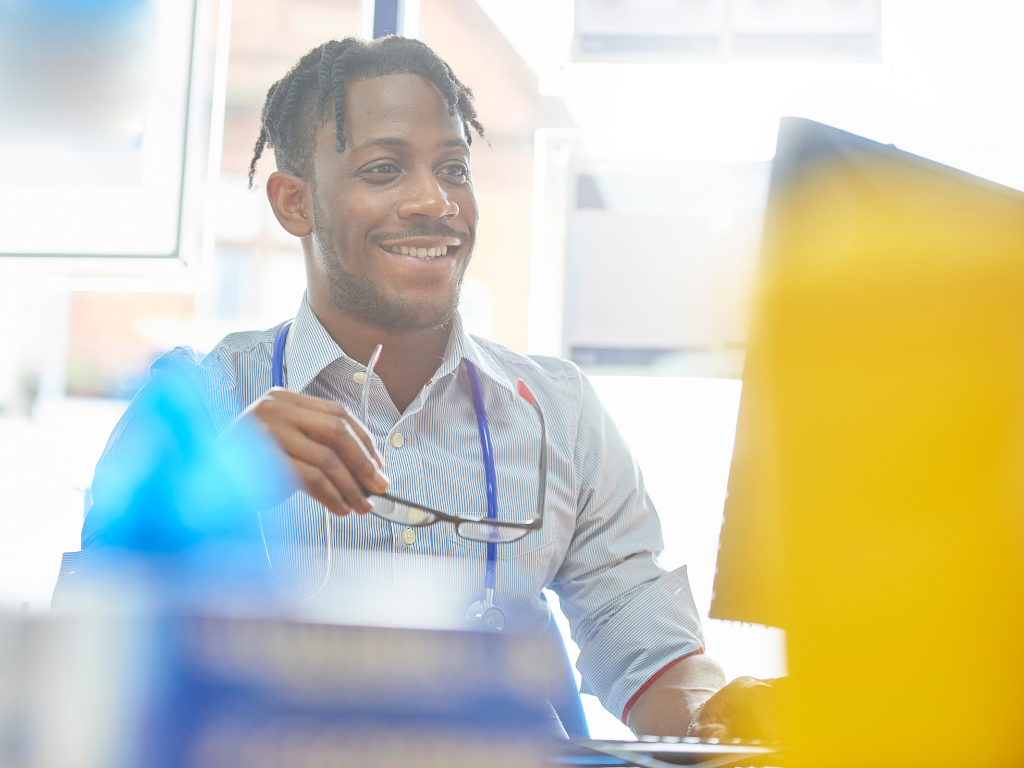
386 244 451 260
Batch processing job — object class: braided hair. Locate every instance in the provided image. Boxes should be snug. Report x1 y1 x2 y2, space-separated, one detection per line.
248 36 485 189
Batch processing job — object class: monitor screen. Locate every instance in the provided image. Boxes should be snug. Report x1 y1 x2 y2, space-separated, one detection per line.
711 117 1024 765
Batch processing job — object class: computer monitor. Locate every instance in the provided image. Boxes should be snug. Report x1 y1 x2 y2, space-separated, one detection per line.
711 117 1024 766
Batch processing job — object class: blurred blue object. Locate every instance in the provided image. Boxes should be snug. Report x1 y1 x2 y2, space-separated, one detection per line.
86 365 292 553
49 361 297 613
1 613 559 767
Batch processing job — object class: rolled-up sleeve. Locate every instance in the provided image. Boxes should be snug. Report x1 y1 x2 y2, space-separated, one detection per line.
549 371 705 721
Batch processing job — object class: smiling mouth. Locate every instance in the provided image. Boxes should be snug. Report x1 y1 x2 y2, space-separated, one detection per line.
383 244 451 261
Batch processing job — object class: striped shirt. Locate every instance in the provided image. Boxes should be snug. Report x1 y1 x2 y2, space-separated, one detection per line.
80 294 704 721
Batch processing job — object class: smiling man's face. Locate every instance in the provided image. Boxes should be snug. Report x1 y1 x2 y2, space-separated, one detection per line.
306 72 478 333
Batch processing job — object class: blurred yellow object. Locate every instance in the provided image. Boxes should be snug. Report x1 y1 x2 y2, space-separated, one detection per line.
712 118 1024 766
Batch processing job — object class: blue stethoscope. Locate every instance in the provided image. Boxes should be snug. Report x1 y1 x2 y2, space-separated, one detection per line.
272 321 506 630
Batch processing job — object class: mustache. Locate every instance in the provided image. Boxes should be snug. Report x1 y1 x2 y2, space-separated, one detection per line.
369 221 469 243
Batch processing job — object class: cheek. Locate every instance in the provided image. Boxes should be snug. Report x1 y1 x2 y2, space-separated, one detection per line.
460 187 480 227
319 188 381 240
344 186 398 227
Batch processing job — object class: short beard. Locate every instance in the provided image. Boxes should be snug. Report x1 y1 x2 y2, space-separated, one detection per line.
312 195 464 333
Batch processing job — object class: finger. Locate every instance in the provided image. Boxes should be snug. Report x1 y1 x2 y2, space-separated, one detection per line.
284 407 389 495
348 413 384 470
294 395 382 469
292 458 350 516
255 395 387 492
690 722 727 740
274 425 373 514
266 389 384 470
334 418 388 496
706 678 775 741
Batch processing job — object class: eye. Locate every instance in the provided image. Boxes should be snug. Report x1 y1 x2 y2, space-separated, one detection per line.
438 162 469 182
362 161 401 178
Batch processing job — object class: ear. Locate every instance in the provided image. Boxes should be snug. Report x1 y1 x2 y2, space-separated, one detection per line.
266 171 313 237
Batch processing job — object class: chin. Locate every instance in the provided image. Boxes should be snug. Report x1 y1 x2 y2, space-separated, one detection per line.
322 262 462 332
372 295 460 333
412 304 460 332
389 283 462 328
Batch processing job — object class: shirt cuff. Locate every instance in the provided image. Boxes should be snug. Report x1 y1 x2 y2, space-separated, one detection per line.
620 646 705 724
575 565 705 720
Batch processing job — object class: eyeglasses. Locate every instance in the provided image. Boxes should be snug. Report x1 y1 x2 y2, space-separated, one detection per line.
358 345 546 544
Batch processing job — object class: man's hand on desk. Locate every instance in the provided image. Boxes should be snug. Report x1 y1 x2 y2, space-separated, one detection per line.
238 388 389 516
628 654 786 741
688 675 786 741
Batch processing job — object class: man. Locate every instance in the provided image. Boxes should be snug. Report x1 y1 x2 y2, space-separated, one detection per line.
81 36 779 739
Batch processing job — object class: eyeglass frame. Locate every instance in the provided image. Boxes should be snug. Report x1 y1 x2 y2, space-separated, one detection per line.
358 344 547 543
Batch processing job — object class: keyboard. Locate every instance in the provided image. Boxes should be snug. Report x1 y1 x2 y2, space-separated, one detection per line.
553 737 784 767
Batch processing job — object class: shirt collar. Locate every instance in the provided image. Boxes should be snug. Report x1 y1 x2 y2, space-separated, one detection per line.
283 293 347 394
434 312 517 400
283 292 517 399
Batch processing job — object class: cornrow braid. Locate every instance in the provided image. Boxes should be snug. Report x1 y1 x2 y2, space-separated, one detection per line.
328 43 354 154
248 82 279 187
248 35 485 189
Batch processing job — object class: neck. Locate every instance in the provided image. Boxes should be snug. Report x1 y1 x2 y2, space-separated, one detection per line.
308 293 453 415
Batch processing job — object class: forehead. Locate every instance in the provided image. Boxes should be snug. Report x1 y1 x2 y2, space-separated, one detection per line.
317 72 466 151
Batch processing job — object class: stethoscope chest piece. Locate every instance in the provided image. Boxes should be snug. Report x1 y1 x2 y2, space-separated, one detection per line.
482 606 506 631
466 588 506 632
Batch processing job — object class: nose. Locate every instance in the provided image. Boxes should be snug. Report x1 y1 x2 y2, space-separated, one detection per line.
397 167 459 220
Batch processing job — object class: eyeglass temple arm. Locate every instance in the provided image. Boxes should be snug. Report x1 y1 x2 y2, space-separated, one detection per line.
516 380 547 524
360 344 383 425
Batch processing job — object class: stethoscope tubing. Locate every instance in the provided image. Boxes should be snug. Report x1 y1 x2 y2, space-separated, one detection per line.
271 320 291 388
267 320 333 599
463 359 499 592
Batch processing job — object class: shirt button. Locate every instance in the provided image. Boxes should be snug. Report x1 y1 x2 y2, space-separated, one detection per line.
353 371 366 384
390 432 404 449
402 527 416 546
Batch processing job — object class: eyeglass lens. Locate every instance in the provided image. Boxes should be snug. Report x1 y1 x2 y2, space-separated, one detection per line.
457 521 531 543
369 497 529 543
368 496 436 526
